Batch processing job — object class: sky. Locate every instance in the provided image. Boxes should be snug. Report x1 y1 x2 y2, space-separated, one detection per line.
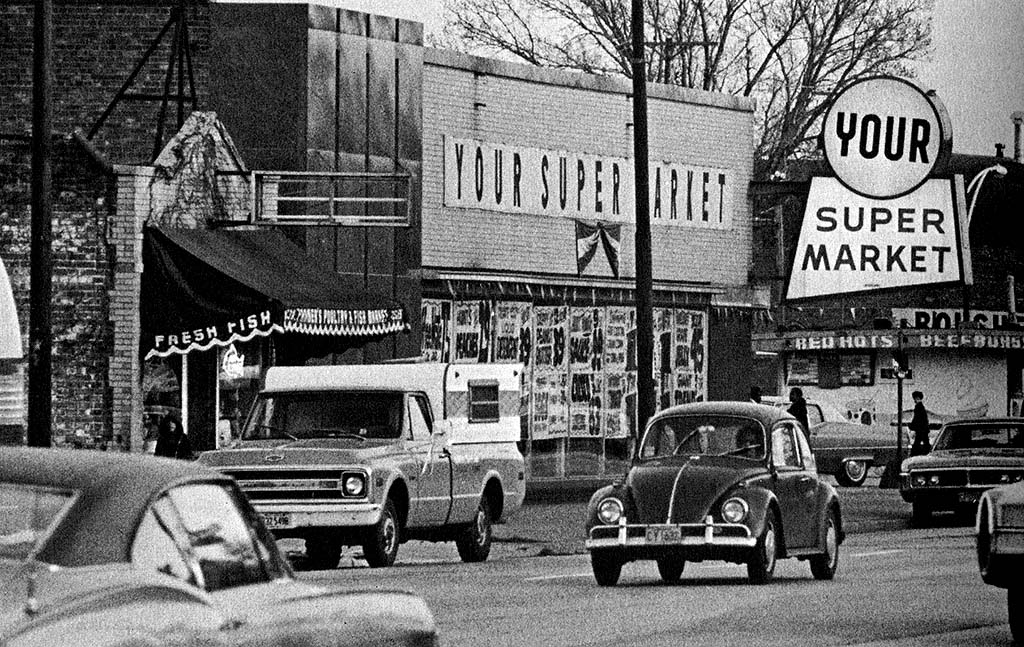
334 0 1024 158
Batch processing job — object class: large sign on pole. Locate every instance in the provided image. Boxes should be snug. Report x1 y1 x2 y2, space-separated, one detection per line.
786 76 964 301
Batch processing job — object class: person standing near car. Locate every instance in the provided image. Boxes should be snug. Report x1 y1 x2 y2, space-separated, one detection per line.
788 387 810 440
909 390 931 456
155 413 193 460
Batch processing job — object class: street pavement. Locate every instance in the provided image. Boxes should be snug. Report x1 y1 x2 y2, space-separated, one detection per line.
377 473 925 566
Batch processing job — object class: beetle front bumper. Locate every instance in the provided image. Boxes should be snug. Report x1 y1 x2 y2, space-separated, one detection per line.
586 516 756 553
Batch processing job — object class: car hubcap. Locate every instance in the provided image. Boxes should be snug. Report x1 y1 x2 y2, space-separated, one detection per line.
382 515 397 553
825 520 837 566
764 524 776 569
475 508 490 545
845 460 866 481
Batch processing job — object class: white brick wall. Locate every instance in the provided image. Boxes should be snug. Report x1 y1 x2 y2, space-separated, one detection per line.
422 50 754 288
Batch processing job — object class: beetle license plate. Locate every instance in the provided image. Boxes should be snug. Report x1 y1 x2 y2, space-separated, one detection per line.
645 526 682 544
261 512 292 529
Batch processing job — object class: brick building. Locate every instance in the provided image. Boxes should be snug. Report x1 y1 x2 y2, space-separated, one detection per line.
1 1 764 484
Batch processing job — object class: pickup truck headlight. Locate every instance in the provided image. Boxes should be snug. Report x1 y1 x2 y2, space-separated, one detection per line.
597 497 624 525
342 472 366 497
721 497 749 523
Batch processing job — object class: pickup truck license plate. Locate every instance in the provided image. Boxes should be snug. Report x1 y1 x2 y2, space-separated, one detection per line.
645 526 682 544
261 512 292 529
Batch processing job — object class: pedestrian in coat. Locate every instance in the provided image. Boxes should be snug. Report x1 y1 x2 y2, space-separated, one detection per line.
788 387 810 440
909 391 931 456
154 413 193 460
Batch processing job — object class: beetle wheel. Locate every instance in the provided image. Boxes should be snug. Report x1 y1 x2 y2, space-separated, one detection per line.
591 551 623 587
362 498 401 568
657 557 686 583
456 496 493 563
748 510 778 585
809 507 840 580
835 460 868 487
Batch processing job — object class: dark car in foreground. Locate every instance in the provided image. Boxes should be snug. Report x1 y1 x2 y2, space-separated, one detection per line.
900 418 1024 525
765 396 903 486
0 447 439 647
584 402 844 586
976 480 1024 644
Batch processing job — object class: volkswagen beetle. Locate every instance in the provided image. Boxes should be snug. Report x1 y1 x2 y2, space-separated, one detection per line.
584 402 844 586
0 447 439 647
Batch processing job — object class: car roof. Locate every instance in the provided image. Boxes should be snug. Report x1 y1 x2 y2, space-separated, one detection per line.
649 401 794 428
0 447 232 567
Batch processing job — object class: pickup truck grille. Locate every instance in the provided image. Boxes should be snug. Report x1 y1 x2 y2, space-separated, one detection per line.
221 469 358 501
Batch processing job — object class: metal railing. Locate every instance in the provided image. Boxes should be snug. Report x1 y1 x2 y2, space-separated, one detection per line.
251 170 411 227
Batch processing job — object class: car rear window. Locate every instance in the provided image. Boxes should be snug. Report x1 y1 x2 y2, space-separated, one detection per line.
0 483 77 561
933 424 1024 451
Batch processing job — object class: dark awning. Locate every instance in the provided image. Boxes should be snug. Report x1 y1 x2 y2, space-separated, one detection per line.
141 227 408 358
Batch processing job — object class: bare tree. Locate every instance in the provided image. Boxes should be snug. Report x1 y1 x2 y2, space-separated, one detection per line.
437 0 932 180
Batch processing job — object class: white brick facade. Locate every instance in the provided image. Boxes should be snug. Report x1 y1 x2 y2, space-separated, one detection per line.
421 50 755 289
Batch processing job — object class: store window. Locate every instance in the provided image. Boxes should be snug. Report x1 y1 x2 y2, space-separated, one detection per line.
786 353 874 388
217 342 263 447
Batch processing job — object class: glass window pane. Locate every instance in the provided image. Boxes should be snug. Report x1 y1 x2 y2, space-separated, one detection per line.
131 506 193 583
166 484 270 591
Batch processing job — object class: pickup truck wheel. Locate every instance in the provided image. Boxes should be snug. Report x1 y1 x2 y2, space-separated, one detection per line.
456 497 493 563
303 536 342 571
835 460 868 487
591 551 622 587
1009 587 1023 644
747 510 778 585
362 499 400 567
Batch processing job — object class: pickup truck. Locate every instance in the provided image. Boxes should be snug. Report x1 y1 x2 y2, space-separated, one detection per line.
198 362 526 568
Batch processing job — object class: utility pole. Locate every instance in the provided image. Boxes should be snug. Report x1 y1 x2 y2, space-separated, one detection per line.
631 0 654 458
28 0 53 447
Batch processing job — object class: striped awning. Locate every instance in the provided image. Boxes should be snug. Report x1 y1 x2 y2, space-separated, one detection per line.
142 227 409 358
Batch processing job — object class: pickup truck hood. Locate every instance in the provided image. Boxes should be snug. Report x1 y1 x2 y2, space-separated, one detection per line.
198 440 403 468
904 449 1024 471
627 457 766 524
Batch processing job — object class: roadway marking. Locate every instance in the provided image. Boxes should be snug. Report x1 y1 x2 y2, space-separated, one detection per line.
524 572 593 582
849 549 904 558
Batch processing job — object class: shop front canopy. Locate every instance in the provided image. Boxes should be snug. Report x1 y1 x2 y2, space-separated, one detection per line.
142 227 408 359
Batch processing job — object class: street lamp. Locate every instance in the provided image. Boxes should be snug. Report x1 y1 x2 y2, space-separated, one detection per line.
966 164 1007 226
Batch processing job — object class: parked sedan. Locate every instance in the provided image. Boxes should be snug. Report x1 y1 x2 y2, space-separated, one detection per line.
976 480 1024 644
0 447 439 647
584 402 844 586
765 396 902 486
900 418 1024 525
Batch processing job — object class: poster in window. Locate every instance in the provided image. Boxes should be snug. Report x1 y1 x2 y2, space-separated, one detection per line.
421 300 451 362
604 307 631 370
532 372 568 439
569 307 605 371
494 302 531 364
840 354 874 386
603 371 628 439
787 355 819 385
671 309 707 404
570 372 603 437
453 301 481 363
534 306 567 370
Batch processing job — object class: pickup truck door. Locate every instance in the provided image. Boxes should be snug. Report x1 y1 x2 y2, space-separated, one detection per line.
404 393 453 527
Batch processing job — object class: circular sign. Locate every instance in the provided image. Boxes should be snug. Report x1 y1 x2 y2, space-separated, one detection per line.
822 76 949 199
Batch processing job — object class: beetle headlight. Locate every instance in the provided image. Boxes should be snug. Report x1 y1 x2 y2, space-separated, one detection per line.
342 472 366 497
721 497 749 524
597 497 624 525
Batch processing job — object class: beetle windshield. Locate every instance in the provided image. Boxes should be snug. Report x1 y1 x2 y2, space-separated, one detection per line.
242 391 405 441
933 422 1024 452
640 415 766 460
0 483 77 561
